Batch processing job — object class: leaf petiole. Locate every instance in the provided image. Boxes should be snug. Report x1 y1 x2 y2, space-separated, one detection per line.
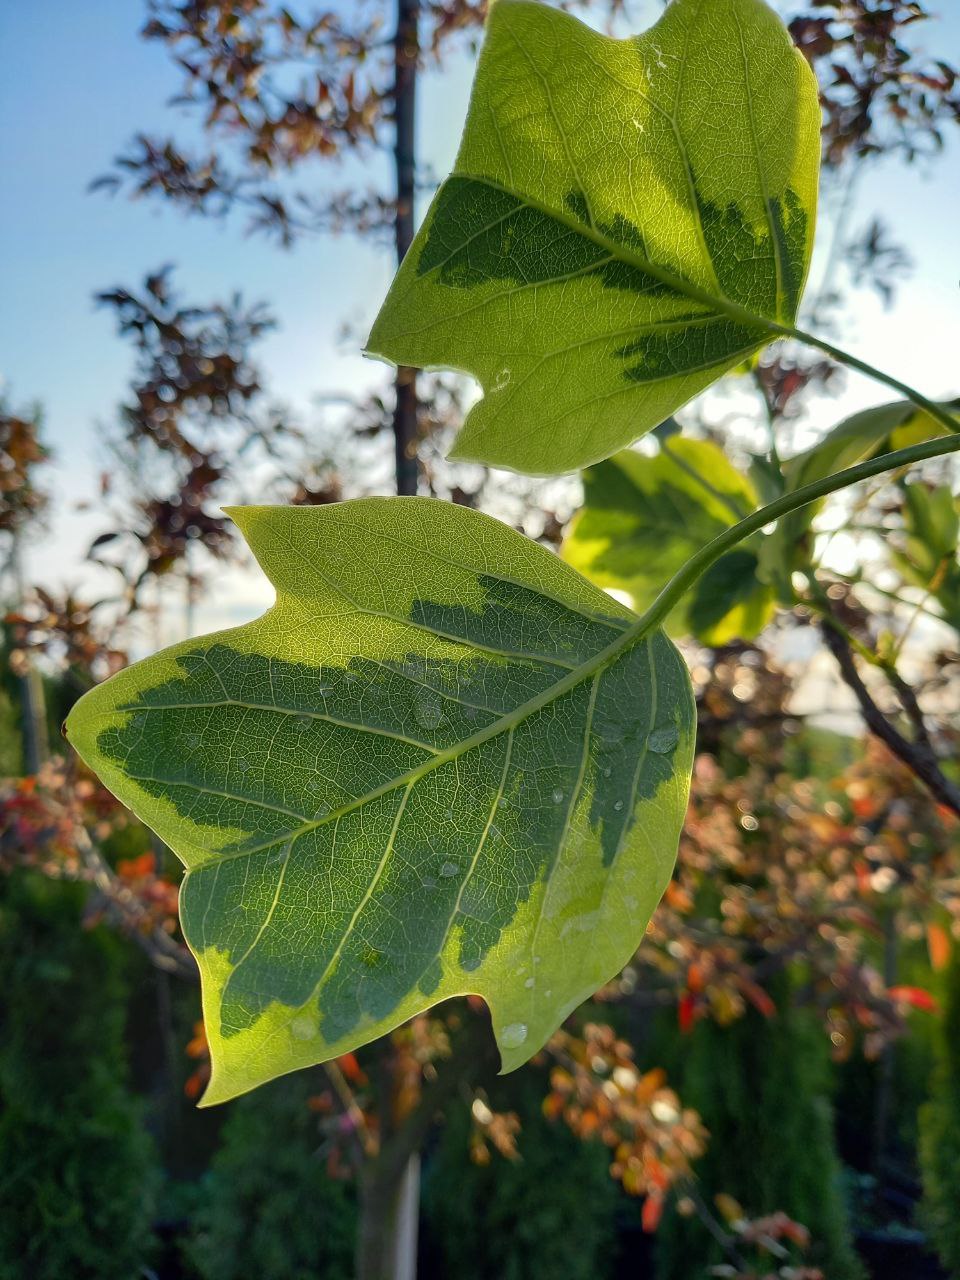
772 322 960 439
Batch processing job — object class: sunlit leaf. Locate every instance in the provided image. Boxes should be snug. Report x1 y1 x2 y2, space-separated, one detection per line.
892 481 960 630
563 439 776 643
784 401 956 495
65 500 694 1103
368 0 820 474
759 399 959 595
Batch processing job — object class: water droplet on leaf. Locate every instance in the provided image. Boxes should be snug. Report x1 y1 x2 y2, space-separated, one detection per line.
649 725 679 754
499 1022 528 1049
414 693 443 730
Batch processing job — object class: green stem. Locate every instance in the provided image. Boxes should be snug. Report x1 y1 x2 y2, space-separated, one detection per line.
633 433 960 638
774 322 960 439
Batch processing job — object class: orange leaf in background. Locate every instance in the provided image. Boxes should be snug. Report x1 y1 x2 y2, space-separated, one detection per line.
641 1194 664 1233
580 1109 600 1137
853 858 872 894
781 1215 812 1247
542 1093 564 1120
636 1067 667 1102
184 1070 206 1100
664 881 693 913
336 1051 368 1086
678 993 696 1034
117 851 156 880
927 922 952 972
888 985 939 1013
740 977 777 1019
852 795 878 820
185 1020 208 1059
687 962 705 994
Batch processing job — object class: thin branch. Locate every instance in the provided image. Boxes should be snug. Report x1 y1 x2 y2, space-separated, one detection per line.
74 825 199 980
376 1016 499 1187
819 620 960 817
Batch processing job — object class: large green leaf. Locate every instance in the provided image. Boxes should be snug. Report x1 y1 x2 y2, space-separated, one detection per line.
65 501 694 1104
563 439 776 643
368 0 820 475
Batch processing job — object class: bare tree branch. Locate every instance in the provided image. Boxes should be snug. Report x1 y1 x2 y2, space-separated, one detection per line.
820 620 960 817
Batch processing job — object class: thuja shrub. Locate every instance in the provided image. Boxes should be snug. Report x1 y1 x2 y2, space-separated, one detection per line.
655 974 864 1280
0 873 156 1280
919 945 960 1274
422 1070 619 1280
189 1072 356 1280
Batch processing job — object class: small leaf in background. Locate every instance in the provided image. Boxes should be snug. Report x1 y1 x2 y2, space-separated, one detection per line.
891 481 960 631
785 401 956 494
66 500 695 1103
563 439 776 644
641 1194 665 1233
888 985 939 1014
762 399 959 588
927 922 952 973
368 0 820 474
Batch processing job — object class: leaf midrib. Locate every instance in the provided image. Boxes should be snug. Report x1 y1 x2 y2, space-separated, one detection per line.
445 172 782 344
185 605 657 871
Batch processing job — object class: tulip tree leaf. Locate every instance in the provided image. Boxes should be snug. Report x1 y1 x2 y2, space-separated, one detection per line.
367 0 820 474
760 400 959 592
563 439 776 643
65 500 695 1104
785 401 957 495
892 482 960 631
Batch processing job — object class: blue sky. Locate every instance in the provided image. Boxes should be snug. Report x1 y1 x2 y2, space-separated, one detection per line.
1 0 958 632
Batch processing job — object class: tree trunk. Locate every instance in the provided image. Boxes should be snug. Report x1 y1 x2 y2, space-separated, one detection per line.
873 905 899 1175
19 666 48 774
392 0 420 497
357 21 424 1269
9 532 48 774
356 1152 420 1280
